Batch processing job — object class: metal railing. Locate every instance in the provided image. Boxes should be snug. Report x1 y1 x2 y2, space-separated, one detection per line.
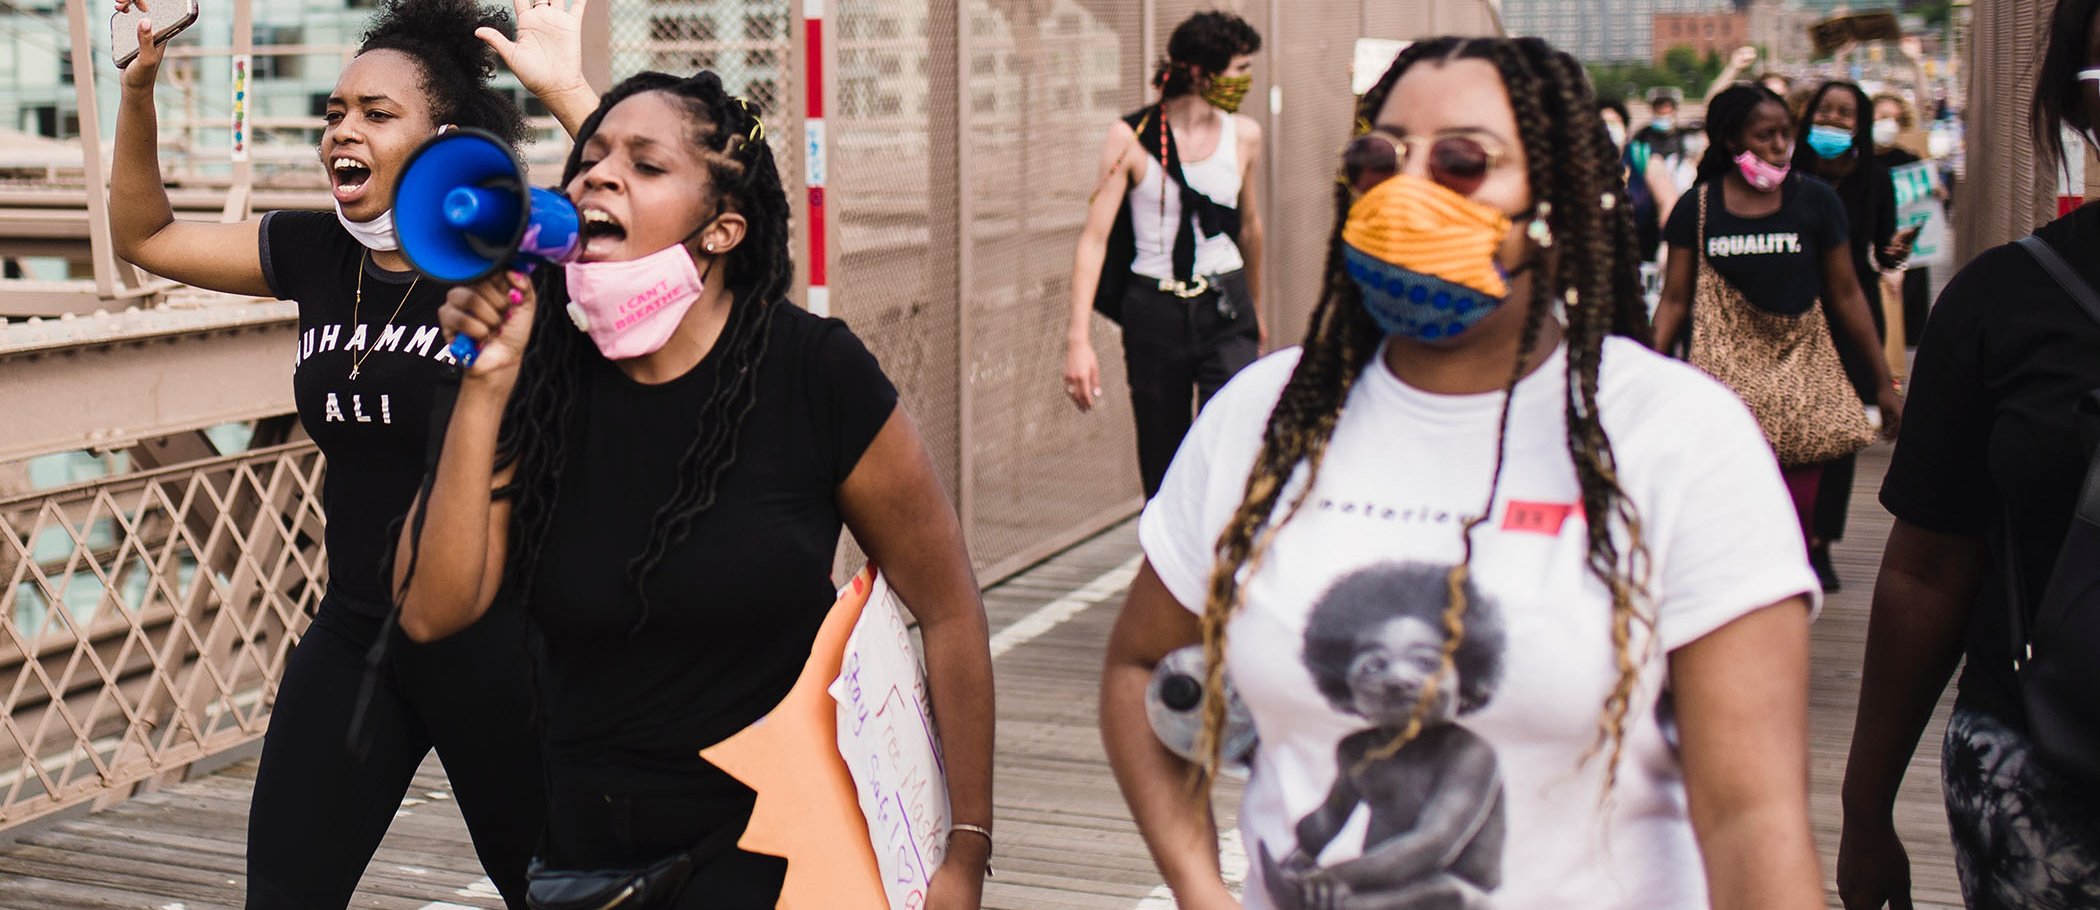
0 441 324 828
0 0 1549 835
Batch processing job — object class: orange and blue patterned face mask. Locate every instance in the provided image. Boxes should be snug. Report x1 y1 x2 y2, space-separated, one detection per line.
1342 173 1518 342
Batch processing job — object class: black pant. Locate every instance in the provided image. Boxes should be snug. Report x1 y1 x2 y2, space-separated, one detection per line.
246 595 545 909
541 773 786 909
1121 271 1260 498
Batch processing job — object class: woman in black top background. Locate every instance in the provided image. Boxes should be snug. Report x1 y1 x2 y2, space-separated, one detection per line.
395 70 996 909
1793 80 1913 593
1839 1 2100 906
107 0 576 905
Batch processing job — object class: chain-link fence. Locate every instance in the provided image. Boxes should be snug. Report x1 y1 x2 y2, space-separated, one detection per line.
596 0 1502 581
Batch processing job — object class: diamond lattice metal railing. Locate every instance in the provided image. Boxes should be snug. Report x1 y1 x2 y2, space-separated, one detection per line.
0 441 325 829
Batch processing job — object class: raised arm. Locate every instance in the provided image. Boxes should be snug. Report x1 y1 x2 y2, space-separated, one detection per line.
1063 121 1141 412
1704 46 1759 103
836 407 995 910
109 3 269 297
393 270 533 642
478 0 600 138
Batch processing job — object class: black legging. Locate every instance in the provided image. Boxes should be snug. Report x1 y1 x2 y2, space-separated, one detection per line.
245 594 544 909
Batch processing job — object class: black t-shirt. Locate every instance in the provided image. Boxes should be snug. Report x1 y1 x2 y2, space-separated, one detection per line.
261 211 457 612
526 301 898 797
1818 162 1898 299
1880 202 2100 723
1663 176 1851 316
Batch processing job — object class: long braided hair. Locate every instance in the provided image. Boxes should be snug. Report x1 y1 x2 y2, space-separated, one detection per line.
497 71 794 628
1191 36 1655 794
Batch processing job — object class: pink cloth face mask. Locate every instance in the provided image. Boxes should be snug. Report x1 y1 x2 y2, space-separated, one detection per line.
1734 150 1792 191
563 243 707 360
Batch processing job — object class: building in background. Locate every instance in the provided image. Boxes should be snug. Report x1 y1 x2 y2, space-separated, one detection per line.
1503 0 1733 62
1743 0 1830 64
1653 10 1748 63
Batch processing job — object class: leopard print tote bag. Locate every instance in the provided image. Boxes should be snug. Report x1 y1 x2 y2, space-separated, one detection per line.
1686 184 1875 467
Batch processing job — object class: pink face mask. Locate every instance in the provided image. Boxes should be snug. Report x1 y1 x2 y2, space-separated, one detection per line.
562 243 707 360
1734 149 1792 191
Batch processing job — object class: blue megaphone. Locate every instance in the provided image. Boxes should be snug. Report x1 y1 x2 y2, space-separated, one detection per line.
395 127 582 366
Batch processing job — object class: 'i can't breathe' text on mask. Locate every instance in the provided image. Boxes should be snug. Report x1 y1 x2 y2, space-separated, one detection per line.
563 243 709 360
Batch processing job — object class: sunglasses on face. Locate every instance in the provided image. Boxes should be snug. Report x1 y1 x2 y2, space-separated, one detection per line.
1342 130 1507 197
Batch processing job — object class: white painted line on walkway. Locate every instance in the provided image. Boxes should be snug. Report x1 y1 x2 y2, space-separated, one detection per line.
987 555 1144 659
1132 826 1247 909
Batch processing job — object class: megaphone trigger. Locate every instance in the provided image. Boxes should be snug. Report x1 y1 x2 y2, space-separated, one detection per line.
395 127 583 369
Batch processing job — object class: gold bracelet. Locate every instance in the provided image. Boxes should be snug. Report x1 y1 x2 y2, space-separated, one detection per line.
950 823 994 876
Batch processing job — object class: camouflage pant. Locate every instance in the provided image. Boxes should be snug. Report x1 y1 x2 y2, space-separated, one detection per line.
1942 704 2100 909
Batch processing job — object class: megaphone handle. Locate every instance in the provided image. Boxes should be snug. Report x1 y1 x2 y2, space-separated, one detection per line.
446 333 480 367
443 262 544 369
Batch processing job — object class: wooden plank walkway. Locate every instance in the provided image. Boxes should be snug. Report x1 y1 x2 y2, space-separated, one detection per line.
0 441 1962 909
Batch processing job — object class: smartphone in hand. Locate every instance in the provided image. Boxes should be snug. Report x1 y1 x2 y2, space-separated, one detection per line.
112 0 201 70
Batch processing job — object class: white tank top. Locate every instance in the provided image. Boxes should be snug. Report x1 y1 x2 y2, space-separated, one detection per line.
1129 112 1246 282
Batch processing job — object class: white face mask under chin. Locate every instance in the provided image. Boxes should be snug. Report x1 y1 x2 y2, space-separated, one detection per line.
335 204 399 252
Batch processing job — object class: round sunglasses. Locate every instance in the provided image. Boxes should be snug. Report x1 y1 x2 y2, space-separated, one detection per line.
1342 131 1507 197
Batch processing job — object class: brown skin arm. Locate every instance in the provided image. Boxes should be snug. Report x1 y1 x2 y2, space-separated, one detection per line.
1673 597 1824 910
1652 243 1699 351
110 18 270 297
1100 564 1241 910
1819 245 1905 435
393 271 536 642
1836 522 1985 910
837 408 995 902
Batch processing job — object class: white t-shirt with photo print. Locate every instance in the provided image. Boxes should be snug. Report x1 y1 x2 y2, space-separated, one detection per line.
1139 337 1818 910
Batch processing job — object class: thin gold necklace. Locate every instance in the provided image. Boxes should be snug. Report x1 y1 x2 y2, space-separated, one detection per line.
349 249 419 380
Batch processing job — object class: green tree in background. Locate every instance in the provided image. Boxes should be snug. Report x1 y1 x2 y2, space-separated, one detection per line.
1585 47 1726 106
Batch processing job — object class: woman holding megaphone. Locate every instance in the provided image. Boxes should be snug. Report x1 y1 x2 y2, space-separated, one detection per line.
389 68 996 909
107 1 591 906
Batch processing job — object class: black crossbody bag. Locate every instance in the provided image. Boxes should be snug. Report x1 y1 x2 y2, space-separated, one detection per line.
524 820 744 910
2000 234 2100 788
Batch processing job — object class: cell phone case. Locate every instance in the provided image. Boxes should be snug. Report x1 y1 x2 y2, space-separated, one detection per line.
112 0 201 70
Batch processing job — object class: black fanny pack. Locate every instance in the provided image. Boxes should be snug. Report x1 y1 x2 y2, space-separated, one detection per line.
524 822 742 910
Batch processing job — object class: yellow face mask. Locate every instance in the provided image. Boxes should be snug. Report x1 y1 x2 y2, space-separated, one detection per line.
1203 73 1253 114
1341 173 1518 341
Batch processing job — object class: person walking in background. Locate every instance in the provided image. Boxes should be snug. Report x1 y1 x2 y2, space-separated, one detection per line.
1063 10 1268 499
107 1 563 905
1102 36 1823 910
1653 84 1902 555
1872 88 1942 359
1601 98 1676 263
1839 1 2100 906
1793 79 1913 592
1636 88 1687 162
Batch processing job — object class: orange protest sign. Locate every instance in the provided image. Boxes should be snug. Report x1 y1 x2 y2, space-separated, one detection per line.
701 566 888 909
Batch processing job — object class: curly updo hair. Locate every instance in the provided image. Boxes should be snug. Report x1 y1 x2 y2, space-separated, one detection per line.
1154 11 1262 99
357 0 527 149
